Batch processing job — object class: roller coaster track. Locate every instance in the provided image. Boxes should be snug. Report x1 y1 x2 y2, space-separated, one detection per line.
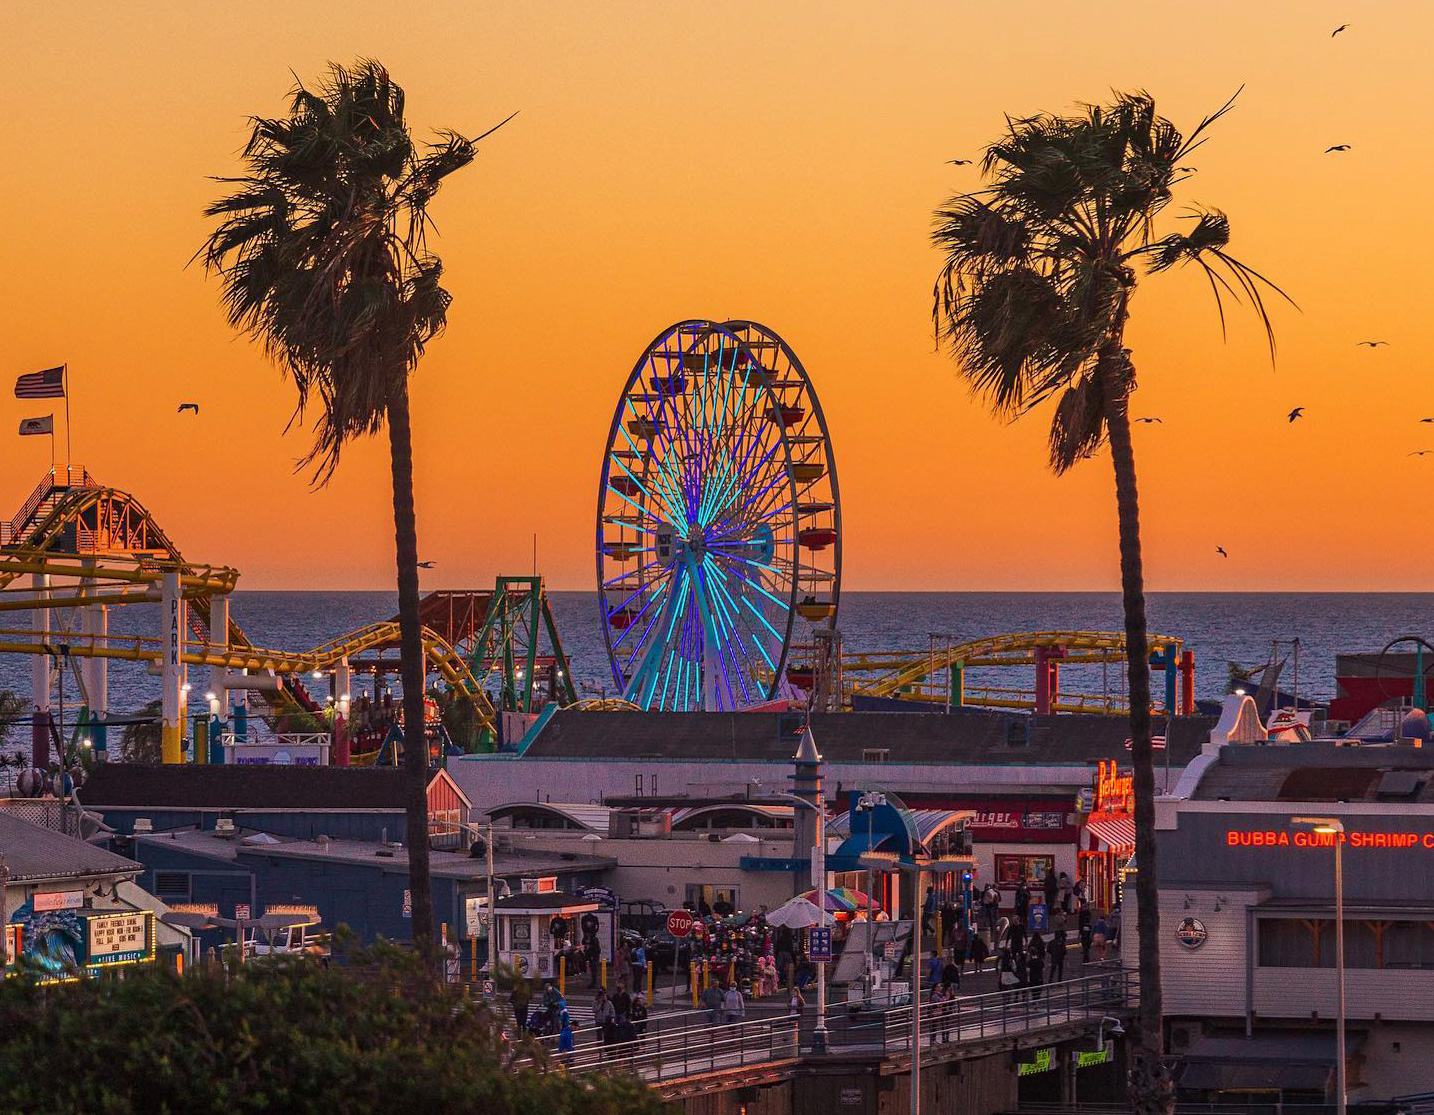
0 469 497 733
840 630 1184 711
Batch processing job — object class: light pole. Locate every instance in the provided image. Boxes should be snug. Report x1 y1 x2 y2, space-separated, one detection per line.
768 788 831 1052
861 852 973 1115
855 790 887 988
1293 816 1346 1115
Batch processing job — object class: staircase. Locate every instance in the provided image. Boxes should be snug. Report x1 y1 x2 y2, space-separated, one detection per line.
1 467 96 547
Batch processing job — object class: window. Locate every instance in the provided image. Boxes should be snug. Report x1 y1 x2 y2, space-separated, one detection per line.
1258 918 1434 969
995 854 1053 887
686 884 739 913
862 748 890 763
153 871 190 900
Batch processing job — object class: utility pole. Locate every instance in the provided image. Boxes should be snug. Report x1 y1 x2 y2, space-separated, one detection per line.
486 819 497 979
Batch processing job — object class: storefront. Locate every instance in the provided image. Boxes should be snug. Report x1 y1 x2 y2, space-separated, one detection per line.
7 902 157 980
1079 760 1134 912
964 796 1082 913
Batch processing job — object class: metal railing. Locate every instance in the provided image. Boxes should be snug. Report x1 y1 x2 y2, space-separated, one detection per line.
530 969 1134 1084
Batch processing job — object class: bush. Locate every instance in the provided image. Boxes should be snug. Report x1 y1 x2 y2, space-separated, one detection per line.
0 940 663 1115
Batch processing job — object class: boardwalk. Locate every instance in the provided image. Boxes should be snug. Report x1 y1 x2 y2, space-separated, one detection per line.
528 968 1134 1088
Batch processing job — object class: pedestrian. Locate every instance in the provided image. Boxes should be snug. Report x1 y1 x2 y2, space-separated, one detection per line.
1108 902 1122 951
941 955 960 993
510 979 531 1037
970 932 990 974
1007 916 1026 960
593 989 616 1056
632 941 648 993
1013 880 1030 922
1048 928 1067 984
1057 871 1073 913
1042 868 1058 915
701 980 724 1026
1093 912 1109 961
611 978 632 1021
1079 905 1093 964
616 940 633 988
922 885 938 934
926 951 943 989
722 981 746 1026
585 934 602 988
630 993 649 1039
1026 936 1044 1000
557 1012 575 1064
997 947 1019 995
1014 945 1029 996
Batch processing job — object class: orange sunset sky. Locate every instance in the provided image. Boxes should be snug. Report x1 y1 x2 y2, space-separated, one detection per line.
3 1 1430 592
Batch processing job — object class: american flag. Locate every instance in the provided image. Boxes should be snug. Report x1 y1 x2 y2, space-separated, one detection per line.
1124 736 1166 750
14 366 66 399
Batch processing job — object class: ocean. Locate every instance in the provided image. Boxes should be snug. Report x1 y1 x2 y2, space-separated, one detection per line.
4 591 1434 721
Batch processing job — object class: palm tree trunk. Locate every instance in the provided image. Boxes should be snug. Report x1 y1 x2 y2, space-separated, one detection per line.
386 383 435 951
1102 356 1174 1114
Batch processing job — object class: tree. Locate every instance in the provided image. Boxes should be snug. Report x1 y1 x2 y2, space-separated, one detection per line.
931 91 1286 1112
0 940 660 1114
199 60 511 948
119 698 164 764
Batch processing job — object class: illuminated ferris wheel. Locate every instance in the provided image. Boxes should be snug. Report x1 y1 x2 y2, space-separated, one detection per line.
596 319 841 711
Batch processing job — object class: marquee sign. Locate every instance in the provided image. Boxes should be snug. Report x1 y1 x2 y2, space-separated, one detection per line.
1226 829 1434 849
1095 760 1133 814
84 911 154 966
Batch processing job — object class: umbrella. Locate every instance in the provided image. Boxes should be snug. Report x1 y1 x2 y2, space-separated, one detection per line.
765 896 825 928
798 887 870 912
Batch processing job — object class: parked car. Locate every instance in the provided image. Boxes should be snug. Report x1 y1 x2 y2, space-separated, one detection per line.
620 899 669 938
644 929 693 973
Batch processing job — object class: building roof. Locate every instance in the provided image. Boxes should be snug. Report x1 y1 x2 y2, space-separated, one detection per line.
79 764 435 811
1192 742 1434 802
234 836 616 882
521 709 1215 765
0 811 141 882
488 802 613 832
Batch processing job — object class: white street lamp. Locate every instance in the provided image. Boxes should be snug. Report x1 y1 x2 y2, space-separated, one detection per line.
767 788 832 1051
1293 816 1346 1115
855 791 888 989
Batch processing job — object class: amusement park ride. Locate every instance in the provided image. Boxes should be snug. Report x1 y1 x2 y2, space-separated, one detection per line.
0 468 572 765
0 317 1200 774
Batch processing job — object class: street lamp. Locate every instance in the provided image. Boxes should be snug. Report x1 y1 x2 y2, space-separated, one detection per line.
1293 816 1346 1115
854 790 888 988
860 850 973 1115
766 789 832 1052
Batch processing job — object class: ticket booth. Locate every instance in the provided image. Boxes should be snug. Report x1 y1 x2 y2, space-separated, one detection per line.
493 892 599 982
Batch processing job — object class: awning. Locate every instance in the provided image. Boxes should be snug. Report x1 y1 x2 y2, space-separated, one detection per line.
1086 814 1136 855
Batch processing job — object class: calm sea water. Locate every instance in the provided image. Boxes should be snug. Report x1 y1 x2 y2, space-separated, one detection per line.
4 591 1434 721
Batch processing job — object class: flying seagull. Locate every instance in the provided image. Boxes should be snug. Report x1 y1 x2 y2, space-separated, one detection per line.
1288 407 1305 422
1176 166 1197 172
947 158 972 166
177 402 199 415
1331 23 1349 36
1410 450 1433 457
1357 340 1390 347
417 560 436 569
1134 417 1163 424
1325 144 1352 153
1422 418 1434 424
1216 547 1229 558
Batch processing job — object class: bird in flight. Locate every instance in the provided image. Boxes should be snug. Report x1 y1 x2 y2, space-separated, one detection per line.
1325 144 1352 153
947 158 972 166
417 560 436 569
1216 546 1229 558
1331 23 1349 36
1134 417 1163 424
1410 451 1433 457
1422 418 1434 424
1357 340 1390 347
177 403 199 415
1288 407 1305 422
1176 166 1197 172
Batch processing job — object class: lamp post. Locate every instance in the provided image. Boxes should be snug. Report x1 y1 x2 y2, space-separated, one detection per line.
855 790 887 988
1293 816 1346 1115
768 788 831 1052
860 851 973 1115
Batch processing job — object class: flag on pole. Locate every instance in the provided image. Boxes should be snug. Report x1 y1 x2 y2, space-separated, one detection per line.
15 366 66 399
18 416 54 436
1124 736 1167 750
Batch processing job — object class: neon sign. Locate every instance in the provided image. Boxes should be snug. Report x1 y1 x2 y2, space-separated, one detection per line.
1226 829 1434 849
1095 760 1133 813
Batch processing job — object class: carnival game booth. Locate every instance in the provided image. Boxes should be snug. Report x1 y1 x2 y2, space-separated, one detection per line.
493 889 601 983
1079 760 1135 912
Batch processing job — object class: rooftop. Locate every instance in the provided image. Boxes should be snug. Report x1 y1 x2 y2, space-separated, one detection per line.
1193 742 1434 802
231 834 617 882
518 709 1215 765
0 811 142 883
79 764 433 811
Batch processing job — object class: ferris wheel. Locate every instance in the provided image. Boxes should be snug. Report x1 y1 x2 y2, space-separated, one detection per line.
597 319 841 711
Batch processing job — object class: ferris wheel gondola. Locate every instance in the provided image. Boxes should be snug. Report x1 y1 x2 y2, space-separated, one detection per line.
596 319 841 711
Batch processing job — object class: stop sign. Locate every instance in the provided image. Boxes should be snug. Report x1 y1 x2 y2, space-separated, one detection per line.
666 909 695 937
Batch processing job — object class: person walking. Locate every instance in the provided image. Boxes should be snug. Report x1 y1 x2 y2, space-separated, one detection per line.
1013 879 1030 923
981 884 1000 938
722 981 746 1028
1078 904 1093 965
585 933 602 988
1048 928 1067 984
631 940 648 993
1092 911 1109 961
1042 868 1058 916
1026 933 1046 1001
701 980 724 1026
998 947 1019 995
557 1012 575 1066
630 993 649 1039
611 978 632 1022
941 954 961 993
593 989 617 1058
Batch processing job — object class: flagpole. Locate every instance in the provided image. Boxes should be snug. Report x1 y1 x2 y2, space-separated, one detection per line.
62 364 71 474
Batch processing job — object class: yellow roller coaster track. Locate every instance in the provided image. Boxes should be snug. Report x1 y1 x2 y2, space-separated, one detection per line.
0 471 497 733
841 630 1184 704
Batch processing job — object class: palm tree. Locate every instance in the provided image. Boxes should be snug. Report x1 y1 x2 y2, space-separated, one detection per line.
199 60 510 949
931 91 1287 1112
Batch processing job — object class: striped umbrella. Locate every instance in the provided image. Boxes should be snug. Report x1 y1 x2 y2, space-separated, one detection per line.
798 887 870 912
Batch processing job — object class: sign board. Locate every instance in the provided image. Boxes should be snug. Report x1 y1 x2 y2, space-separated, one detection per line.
234 903 251 922
1076 1044 1114 1068
839 1088 863 1106
84 911 153 965
511 918 533 951
4 924 20 964
809 926 833 963
1095 760 1134 813
402 890 411 919
1028 902 1048 932
465 896 490 937
883 941 898 961
1175 916 1208 950
1018 1047 1056 1076
520 876 557 895
33 890 83 912
483 979 495 995
666 909 695 938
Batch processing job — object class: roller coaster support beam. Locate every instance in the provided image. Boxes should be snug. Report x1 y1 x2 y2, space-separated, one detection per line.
208 594 229 730
1180 650 1195 716
80 559 108 756
1034 646 1067 716
334 657 352 767
160 570 185 764
1148 643 1179 717
30 572 51 768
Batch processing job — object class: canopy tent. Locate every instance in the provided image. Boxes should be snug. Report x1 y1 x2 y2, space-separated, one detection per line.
765 896 826 928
